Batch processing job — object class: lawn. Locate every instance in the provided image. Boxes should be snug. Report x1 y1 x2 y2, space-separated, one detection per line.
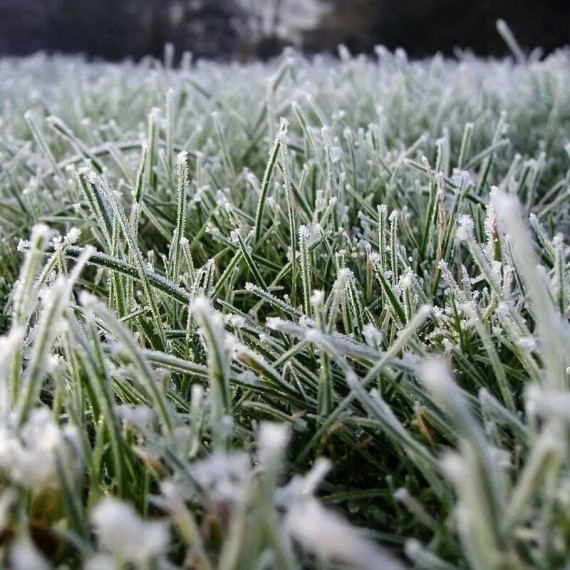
1 34 570 568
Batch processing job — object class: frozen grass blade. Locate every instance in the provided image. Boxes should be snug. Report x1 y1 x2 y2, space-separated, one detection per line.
191 297 232 444
494 191 569 390
80 293 175 434
168 151 189 284
254 118 288 243
1 42 570 569
16 246 94 426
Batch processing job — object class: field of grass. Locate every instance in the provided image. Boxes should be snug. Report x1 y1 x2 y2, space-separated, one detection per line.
1 33 570 568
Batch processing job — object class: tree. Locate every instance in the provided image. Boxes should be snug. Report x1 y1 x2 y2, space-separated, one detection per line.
55 0 138 60
0 0 59 56
311 0 570 57
236 0 329 58
161 0 246 59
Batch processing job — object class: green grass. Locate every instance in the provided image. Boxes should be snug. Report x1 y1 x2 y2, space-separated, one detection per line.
0 34 570 568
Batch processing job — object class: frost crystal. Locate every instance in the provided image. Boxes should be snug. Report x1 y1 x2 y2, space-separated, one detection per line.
191 452 250 504
285 499 405 570
16 240 30 253
398 269 415 290
91 498 168 564
517 336 538 352
0 408 81 490
258 422 289 464
65 227 81 244
10 540 49 570
456 215 474 242
329 146 343 163
176 150 188 167
225 314 246 329
148 107 161 122
116 405 153 429
310 290 325 306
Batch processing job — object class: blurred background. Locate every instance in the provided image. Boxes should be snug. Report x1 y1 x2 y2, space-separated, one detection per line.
0 0 569 61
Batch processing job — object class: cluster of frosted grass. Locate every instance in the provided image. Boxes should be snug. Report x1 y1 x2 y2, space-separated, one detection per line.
0 34 570 568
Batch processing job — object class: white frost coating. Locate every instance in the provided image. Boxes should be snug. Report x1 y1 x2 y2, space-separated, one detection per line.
285 498 405 570
393 487 409 502
484 187 498 255
85 554 115 570
451 170 471 188
277 117 289 142
91 497 168 564
329 146 343 163
32 223 51 241
0 328 24 417
337 267 353 282
65 227 81 244
148 106 162 121
265 317 285 330
440 451 465 483
552 232 565 248
495 301 511 316
363 323 383 346
191 452 250 503
368 251 381 264
78 167 98 184
310 290 325 306
492 191 519 230
459 300 478 319
304 328 324 343
225 334 242 356
79 290 99 308
301 457 332 496
488 445 512 469
398 268 415 290
116 405 153 429
16 239 30 253
493 189 568 390
456 214 475 242
298 224 311 239
176 150 188 167
0 408 81 490
419 357 455 397
230 229 241 243
527 387 570 424
258 422 289 463
225 314 246 329
405 539 424 560
517 336 538 352
190 295 212 315
10 539 49 570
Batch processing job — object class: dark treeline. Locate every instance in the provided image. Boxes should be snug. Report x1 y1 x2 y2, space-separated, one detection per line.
0 0 568 61
316 0 570 57
1 0 264 61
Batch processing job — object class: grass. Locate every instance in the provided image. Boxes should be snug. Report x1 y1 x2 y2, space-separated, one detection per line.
0 30 570 568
